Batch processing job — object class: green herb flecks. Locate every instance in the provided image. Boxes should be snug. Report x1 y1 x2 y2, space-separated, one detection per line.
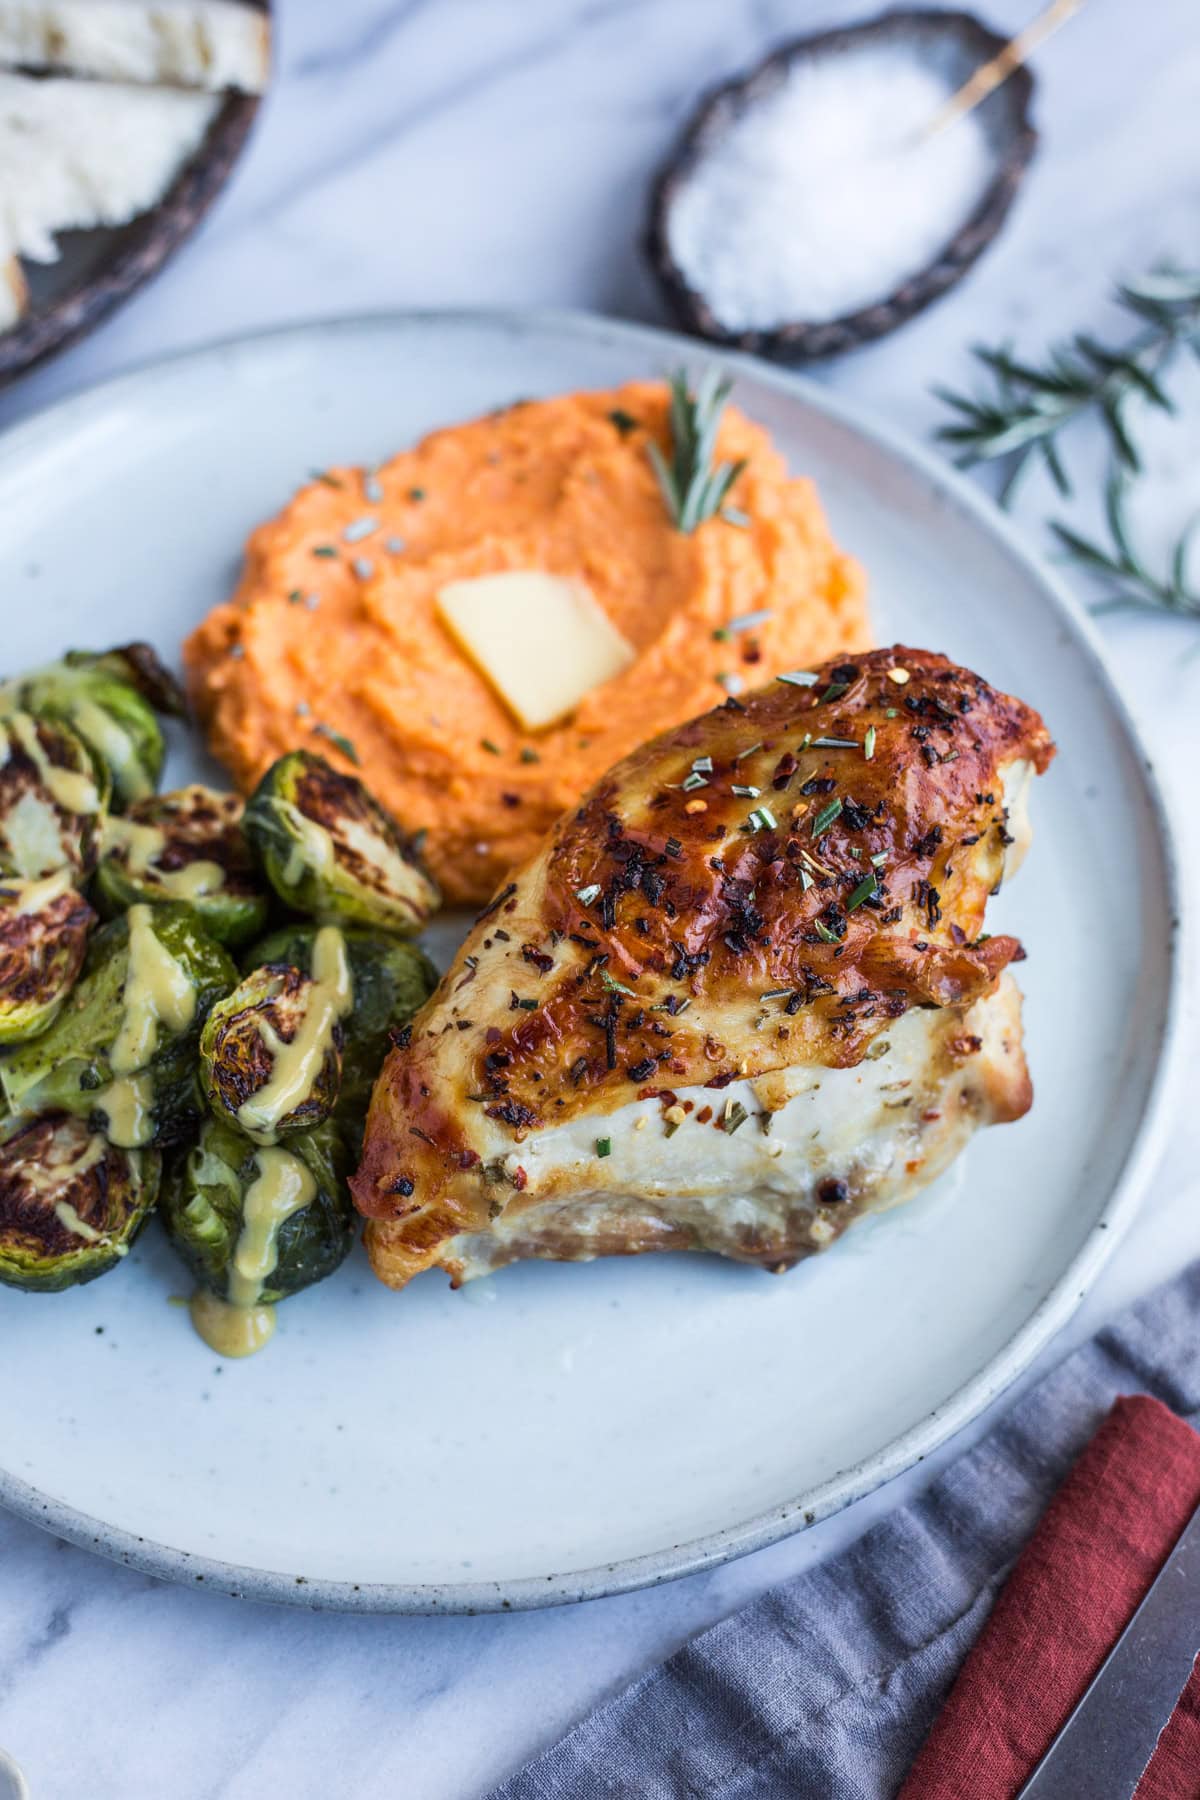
776 670 817 688
311 723 360 765
864 725 877 760
481 738 502 755
601 971 636 997
648 369 748 534
846 875 879 912
811 797 843 837
713 608 773 642
721 1100 749 1135
596 1137 612 1158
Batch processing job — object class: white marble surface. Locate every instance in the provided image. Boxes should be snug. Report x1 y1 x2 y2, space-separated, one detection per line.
1 2 1198 1795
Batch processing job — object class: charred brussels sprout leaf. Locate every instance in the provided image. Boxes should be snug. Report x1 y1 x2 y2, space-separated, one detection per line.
0 652 169 811
247 923 438 1125
64 643 186 719
0 1111 160 1291
161 1114 354 1304
0 870 95 1044
96 786 269 947
200 927 352 1143
0 710 106 879
243 750 439 936
0 902 237 1148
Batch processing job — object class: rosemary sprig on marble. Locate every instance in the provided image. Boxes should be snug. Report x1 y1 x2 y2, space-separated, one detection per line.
1051 469 1200 620
649 369 747 532
935 267 1200 503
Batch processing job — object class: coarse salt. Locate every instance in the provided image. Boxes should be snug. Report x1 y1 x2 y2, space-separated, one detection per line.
666 48 996 329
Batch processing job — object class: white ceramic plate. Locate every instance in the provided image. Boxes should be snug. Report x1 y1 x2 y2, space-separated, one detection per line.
0 312 1180 1612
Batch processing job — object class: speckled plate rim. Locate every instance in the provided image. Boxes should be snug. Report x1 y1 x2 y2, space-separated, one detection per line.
0 307 1185 1613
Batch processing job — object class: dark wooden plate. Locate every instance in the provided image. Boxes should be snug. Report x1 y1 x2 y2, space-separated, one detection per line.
0 0 268 388
646 7 1036 364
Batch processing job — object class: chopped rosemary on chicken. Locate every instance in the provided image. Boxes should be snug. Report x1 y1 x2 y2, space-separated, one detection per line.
811 797 843 837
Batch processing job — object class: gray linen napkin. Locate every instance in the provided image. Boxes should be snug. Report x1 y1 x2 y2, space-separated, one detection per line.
491 1260 1200 1799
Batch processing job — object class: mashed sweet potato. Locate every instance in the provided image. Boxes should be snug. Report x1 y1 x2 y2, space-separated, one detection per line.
184 381 869 906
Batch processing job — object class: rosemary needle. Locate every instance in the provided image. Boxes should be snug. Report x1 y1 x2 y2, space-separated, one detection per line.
1052 468 1200 621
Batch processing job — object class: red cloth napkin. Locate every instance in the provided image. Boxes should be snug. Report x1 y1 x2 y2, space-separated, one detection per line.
900 1395 1200 1799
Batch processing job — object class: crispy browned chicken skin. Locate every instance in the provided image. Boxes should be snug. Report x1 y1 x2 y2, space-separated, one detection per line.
352 647 1054 1290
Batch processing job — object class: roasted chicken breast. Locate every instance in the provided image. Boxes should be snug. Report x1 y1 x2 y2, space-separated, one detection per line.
352 648 1054 1290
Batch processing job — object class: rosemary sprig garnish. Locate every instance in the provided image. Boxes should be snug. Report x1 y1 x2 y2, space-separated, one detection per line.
934 267 1200 502
649 369 747 533
1051 469 1200 620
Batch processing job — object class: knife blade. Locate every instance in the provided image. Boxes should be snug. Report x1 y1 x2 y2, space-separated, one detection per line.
1017 1498 1200 1798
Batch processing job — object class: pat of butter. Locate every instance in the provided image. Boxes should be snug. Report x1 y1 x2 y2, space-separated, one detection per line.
435 571 635 732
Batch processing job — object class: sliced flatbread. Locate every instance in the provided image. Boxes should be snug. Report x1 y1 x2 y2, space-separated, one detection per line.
0 0 268 93
0 251 26 328
0 71 218 263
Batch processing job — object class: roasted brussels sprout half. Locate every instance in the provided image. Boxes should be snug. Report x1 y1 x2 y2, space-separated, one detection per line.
0 650 173 811
0 869 95 1044
200 926 352 1143
161 1113 354 1305
248 922 438 1124
0 1110 160 1291
243 750 439 936
96 786 270 947
0 902 237 1148
0 710 105 880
